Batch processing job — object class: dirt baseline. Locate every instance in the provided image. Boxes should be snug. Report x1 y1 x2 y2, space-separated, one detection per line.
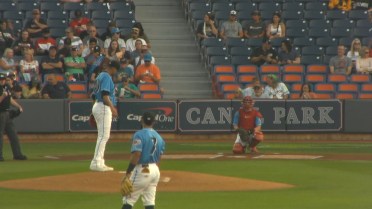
0 170 293 193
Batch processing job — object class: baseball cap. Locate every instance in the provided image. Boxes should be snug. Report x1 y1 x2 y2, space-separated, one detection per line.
230 10 237 15
142 111 155 126
0 73 6 80
267 74 278 82
108 60 120 70
251 10 261 16
144 53 152 62
111 27 121 34
93 46 101 53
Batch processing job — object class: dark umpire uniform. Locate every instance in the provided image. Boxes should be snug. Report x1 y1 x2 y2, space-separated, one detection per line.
0 73 27 161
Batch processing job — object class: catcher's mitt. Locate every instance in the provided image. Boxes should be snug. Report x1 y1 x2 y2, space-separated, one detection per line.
237 128 253 146
89 114 97 128
120 176 133 196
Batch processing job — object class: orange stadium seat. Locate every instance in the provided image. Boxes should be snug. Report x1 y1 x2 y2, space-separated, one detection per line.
283 65 305 74
260 65 280 74
290 93 301 99
361 83 372 92
67 82 87 93
238 74 257 86
350 74 371 83
213 65 235 75
291 83 303 92
138 83 160 92
220 83 240 93
305 74 327 83
141 93 163 99
335 93 357 100
236 65 258 75
314 83 336 93
282 74 303 83
306 65 328 74
337 83 359 93
70 93 89 99
328 74 348 83
358 93 372 99
224 92 237 99
316 93 334 99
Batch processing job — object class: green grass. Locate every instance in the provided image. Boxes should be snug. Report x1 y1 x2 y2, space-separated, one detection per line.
1 140 372 209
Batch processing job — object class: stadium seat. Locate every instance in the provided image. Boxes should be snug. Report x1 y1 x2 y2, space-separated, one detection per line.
282 10 304 20
92 19 112 29
216 74 237 85
301 46 324 56
338 37 354 47
43 74 65 83
286 28 307 38
261 73 280 83
220 83 240 94
316 37 338 47
283 65 305 74
189 10 205 24
213 65 235 76
269 37 286 47
327 74 348 83
286 20 307 29
225 38 246 49
325 46 338 56
335 92 356 99
357 19 371 28
291 83 303 92
258 2 281 14
314 83 336 93
206 47 228 61
301 55 323 65
212 2 234 12
47 19 68 28
304 10 325 20
2 11 24 21
330 28 352 38
230 47 252 57
234 2 257 12
282 74 304 83
353 28 371 38
231 56 251 66
290 93 301 99
305 74 327 83
308 27 330 38
113 10 135 20
214 10 230 25
188 2 211 14
71 93 89 99
236 65 258 75
316 93 334 99
202 38 224 48
209 56 231 68
293 37 315 47
138 83 160 93
326 10 348 20
141 93 163 99
47 10 68 20
0 2 17 12
224 92 237 99
260 65 280 74
49 28 66 39
309 19 332 28
86 2 109 12
17 2 39 12
282 2 304 11
350 74 371 83
63 2 85 12
67 81 87 93
305 2 328 11
246 38 264 47
238 74 257 86
109 1 133 12
333 19 356 28
358 93 372 99
91 10 112 20
348 10 368 20
337 83 359 93
306 64 328 74
40 2 62 12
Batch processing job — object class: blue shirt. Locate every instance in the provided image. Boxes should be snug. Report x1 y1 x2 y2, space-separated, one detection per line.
93 71 117 106
131 128 165 164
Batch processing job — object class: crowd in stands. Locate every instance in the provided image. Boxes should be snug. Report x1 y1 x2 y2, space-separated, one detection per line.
186 0 372 99
0 0 164 100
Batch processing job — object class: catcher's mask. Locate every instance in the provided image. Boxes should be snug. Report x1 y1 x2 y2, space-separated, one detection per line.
242 96 254 110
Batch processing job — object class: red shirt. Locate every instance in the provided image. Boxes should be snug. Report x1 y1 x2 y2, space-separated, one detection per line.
35 37 56 51
238 108 262 131
69 17 91 35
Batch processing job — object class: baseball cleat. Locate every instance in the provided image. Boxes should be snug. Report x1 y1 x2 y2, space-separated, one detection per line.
90 164 114 172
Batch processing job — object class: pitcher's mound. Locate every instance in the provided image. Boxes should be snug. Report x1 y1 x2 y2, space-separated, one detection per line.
0 170 293 193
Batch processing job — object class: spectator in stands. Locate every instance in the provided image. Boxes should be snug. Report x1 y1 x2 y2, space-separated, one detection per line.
130 39 145 64
0 48 18 75
196 12 218 44
116 74 140 99
22 77 42 99
82 38 97 58
24 9 48 39
299 83 317 99
0 19 15 54
115 54 134 83
12 30 34 56
251 83 270 99
220 10 244 39
134 44 155 68
58 37 72 59
243 10 266 39
69 10 91 39
347 38 362 70
126 27 142 52
264 74 290 99
19 49 39 83
35 28 56 56
100 21 117 41
104 28 126 55
329 45 352 75
41 74 71 99
58 27 84 54
250 38 278 66
356 46 372 74
106 40 124 61
40 46 64 77
64 46 87 81
278 39 301 65
86 46 105 91
6 73 22 99
242 77 262 97
266 11 286 40
82 25 104 49
133 22 151 49
353 0 371 9
135 54 161 84
328 0 352 11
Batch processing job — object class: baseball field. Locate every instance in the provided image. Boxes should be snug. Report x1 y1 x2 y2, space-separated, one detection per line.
1 134 372 209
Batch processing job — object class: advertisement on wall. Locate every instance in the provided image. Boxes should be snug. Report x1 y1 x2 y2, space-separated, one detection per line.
118 100 177 132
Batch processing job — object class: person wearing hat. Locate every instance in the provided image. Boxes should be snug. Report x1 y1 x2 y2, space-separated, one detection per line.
35 28 57 56
135 53 161 84
263 74 290 99
0 73 27 161
24 9 48 39
11 30 34 56
266 11 286 40
104 27 126 55
64 46 87 81
90 60 120 172
196 12 218 44
114 53 134 83
220 10 243 39
121 111 165 209
243 10 266 39
232 96 264 154
250 38 278 66
134 44 155 68
69 9 91 39
58 27 83 53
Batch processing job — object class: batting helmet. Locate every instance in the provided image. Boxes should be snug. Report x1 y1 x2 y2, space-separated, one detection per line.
232 143 245 154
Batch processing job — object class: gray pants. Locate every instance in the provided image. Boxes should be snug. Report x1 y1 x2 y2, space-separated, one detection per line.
0 111 23 158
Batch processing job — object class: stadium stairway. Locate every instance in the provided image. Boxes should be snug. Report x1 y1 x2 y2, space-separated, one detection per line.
135 0 213 99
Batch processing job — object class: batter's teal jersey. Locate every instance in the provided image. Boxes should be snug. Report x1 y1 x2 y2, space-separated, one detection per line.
93 71 117 106
131 128 165 164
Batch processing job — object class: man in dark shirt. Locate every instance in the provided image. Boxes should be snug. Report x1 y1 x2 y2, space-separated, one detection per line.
243 10 266 38
250 38 278 66
0 73 27 161
24 9 48 39
41 74 71 99
40 46 63 77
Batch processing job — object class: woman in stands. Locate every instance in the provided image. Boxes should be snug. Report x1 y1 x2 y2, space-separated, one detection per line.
19 49 39 83
0 48 18 75
22 77 42 99
347 38 362 62
266 11 285 40
299 83 317 99
106 40 123 61
356 46 372 74
132 22 151 49
196 12 218 44
278 40 301 65
264 74 290 99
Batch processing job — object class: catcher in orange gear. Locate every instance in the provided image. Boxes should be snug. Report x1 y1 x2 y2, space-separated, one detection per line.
232 96 264 154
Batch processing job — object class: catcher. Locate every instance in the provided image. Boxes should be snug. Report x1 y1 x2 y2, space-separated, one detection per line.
232 96 264 154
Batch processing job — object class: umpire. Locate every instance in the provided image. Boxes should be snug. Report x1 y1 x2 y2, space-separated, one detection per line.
0 73 27 161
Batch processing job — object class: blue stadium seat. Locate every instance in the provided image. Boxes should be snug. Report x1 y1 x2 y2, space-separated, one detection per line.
0 2 17 12
212 2 234 12
40 2 63 12
234 2 257 12
258 2 281 14
305 2 328 11
92 19 112 29
282 2 304 11
109 1 133 12
308 27 330 38
269 37 287 47
362 37 370 46
354 28 371 38
304 10 325 20
286 28 308 38
189 10 205 24
49 28 65 39
231 56 251 66
209 56 231 67
17 2 39 12
333 19 356 28
188 2 211 13
202 38 224 48
301 55 323 65
116 19 136 29
63 2 85 12
286 20 307 29
2 11 24 21
230 47 252 57
325 46 338 56
316 37 338 47
47 19 68 28
47 10 68 20
91 10 112 20
357 19 371 28
293 37 315 47
330 28 352 38
282 10 304 20
339 37 354 47
246 38 264 47
326 10 348 20
301 46 324 56
309 19 332 28
86 2 109 12
323 55 333 64
206 47 229 61
226 38 246 48
114 10 135 20
348 10 368 20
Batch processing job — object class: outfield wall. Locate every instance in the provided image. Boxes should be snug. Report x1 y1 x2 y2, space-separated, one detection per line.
13 99 372 133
